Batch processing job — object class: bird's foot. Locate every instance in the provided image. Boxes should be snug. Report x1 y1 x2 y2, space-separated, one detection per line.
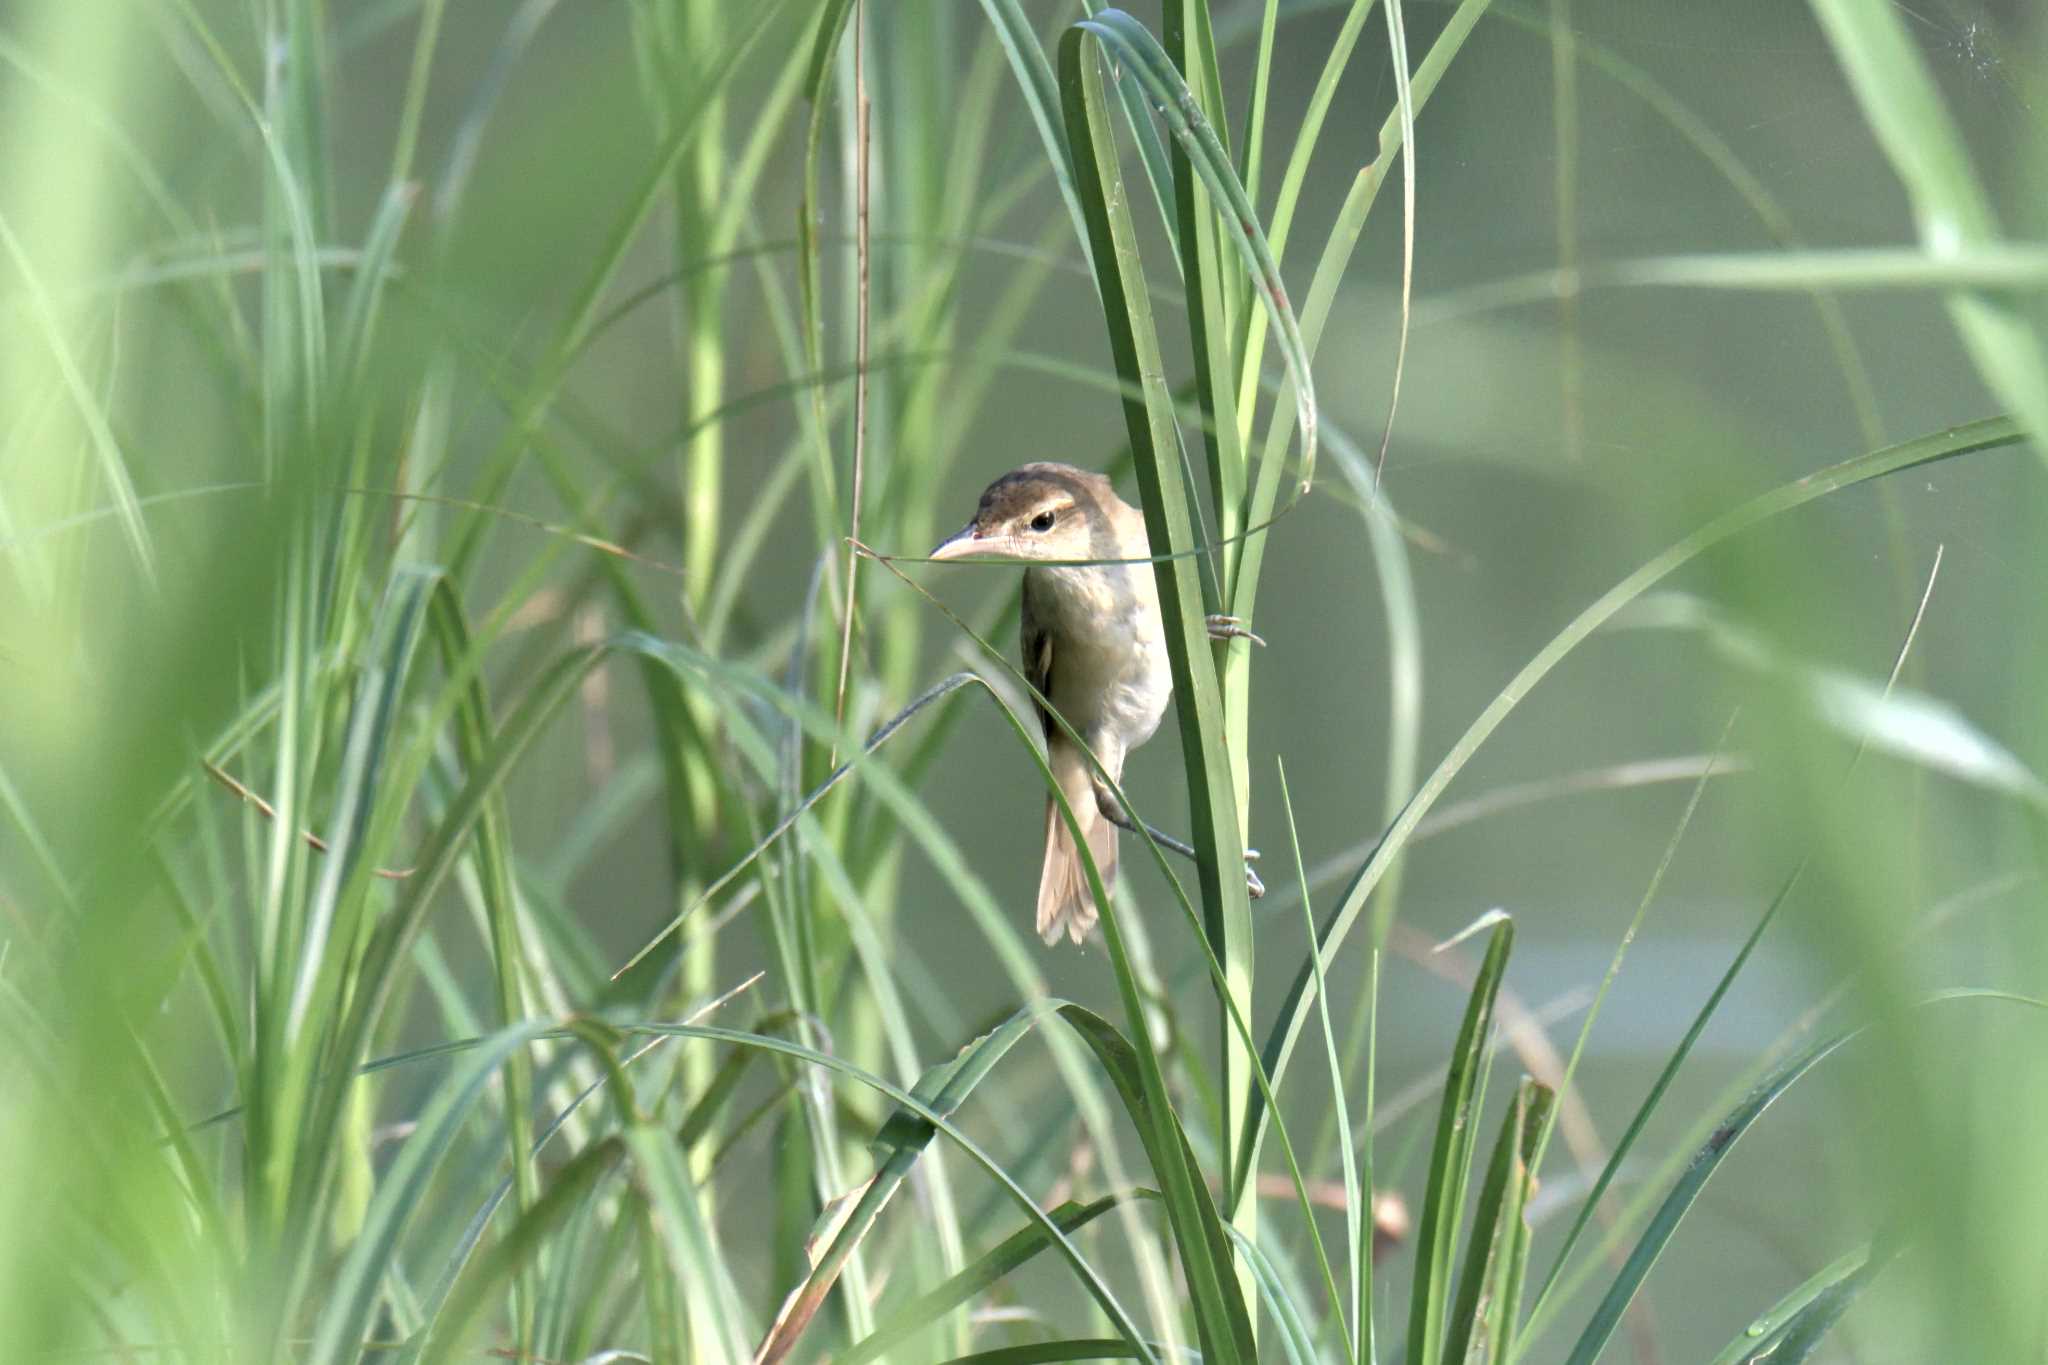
1206 614 1266 647
1245 861 1266 899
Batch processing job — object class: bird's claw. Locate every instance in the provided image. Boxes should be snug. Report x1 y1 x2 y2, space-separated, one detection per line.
1245 863 1266 899
1206 614 1266 647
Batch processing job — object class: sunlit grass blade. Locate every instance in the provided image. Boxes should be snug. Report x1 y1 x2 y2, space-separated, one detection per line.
1422 245 2048 321
0 209 156 582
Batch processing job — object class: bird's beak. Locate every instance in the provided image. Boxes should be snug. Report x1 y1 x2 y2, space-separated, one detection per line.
928 523 991 561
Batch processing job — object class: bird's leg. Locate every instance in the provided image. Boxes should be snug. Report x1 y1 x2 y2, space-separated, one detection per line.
1206 614 1266 647
1092 779 1266 899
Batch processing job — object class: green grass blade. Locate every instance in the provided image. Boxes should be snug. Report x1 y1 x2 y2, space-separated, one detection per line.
1163 0 1249 575
755 1005 1042 1365
1488 1083 1549 1362
1077 10 1317 488
1809 0 2048 460
1062 0 1256 1197
1059 1003 1255 1360
1444 1079 1550 1365
1405 919 1514 1365
1241 415 2027 1192
976 0 1087 256
936 1345 1144 1363
1753 1245 1896 1365
1702 1243 1876 1365
843 1197 1123 1365
1225 1223 1319 1365
1277 759 1356 1361
1060 19 1255 1234
301 1018 555 1365
626 1121 754 1362
629 1018 1154 1356
418 1136 628 1365
1522 857 1804 1339
0 209 156 583
1558 1032 1857 1365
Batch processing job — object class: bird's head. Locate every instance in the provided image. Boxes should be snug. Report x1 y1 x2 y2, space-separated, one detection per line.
928 462 1125 564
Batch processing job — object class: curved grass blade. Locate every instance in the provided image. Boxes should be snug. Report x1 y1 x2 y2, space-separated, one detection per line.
624 1019 1156 1359
1058 24 1263 1334
1703 1243 1878 1365
603 617 1188 1342
840 1196 1124 1365
937 1345 1145 1363
0 209 156 583
976 0 1087 256
859 555 1350 1349
1526 547 1960 1343
1754 1243 1896 1365
1558 1031 1855 1365
755 1005 1043 1365
301 1018 555 1365
1077 8 1317 489
417 1136 628 1365
1224 1223 1319 1365
1059 1003 1255 1360
1162 0 1250 566
1810 0 2048 460
1238 415 2027 1200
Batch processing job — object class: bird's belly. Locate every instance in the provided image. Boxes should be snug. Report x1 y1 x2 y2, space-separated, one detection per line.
1048 618 1170 750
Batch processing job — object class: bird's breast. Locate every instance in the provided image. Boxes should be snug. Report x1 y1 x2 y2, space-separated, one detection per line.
1027 563 1172 750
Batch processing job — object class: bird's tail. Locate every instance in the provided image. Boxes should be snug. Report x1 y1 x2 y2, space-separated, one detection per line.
1037 741 1116 946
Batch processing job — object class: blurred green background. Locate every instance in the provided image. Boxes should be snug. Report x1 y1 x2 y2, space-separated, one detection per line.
1 0 2044 1361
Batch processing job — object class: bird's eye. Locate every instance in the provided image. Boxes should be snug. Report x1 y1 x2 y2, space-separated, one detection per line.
1029 511 1057 533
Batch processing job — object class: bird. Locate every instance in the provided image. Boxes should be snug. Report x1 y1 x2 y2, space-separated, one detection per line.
929 463 1262 946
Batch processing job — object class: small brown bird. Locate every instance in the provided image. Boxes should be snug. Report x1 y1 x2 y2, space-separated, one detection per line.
931 463 1261 945
931 463 1167 944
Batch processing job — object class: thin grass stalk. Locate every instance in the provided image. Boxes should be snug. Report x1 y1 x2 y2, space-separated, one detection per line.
1278 762 1358 1363
1548 0 1581 464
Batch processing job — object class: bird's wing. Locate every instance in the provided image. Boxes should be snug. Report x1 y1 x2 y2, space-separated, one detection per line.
1020 574 1056 742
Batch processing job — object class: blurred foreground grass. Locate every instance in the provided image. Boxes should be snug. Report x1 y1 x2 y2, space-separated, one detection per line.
1 1 2046 1362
